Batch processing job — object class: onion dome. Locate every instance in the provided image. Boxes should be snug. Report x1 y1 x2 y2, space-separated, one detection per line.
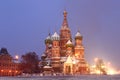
51 32 60 41
75 31 83 40
45 33 52 44
66 40 73 47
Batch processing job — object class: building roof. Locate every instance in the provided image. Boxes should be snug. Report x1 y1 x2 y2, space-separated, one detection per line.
75 31 82 37
41 53 46 57
45 33 52 44
45 33 51 40
66 40 72 45
75 31 83 40
52 32 59 37
51 32 60 40
44 65 52 68
46 35 51 40
66 40 73 48
65 55 73 64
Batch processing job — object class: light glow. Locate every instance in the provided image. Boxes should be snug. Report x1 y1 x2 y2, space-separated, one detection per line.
1 70 3 72
91 58 120 75
9 70 11 73
15 55 19 59
106 64 118 75
15 70 18 73
94 57 98 63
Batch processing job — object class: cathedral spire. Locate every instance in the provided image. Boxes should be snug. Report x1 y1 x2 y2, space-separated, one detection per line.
62 10 69 28
60 10 71 57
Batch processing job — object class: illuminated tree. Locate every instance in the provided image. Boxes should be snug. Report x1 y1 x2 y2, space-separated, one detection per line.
95 58 107 74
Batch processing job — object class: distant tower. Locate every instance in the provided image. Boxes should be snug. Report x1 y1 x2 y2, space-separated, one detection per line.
60 10 72 57
74 30 84 59
51 32 61 72
66 40 73 56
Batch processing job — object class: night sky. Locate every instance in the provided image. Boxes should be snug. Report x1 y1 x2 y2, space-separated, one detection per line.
0 0 120 69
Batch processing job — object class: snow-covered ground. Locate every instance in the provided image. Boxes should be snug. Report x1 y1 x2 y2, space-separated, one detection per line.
0 75 120 80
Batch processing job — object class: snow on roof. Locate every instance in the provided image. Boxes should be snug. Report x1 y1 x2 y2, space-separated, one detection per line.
51 32 60 40
75 31 82 37
65 55 73 64
66 40 72 44
63 10 67 14
52 32 59 38
43 66 52 68
46 36 51 40
41 53 46 56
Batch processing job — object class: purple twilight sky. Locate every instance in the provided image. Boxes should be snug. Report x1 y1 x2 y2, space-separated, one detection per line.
0 0 120 69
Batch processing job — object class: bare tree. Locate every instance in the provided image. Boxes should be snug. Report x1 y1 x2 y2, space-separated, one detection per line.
21 52 40 74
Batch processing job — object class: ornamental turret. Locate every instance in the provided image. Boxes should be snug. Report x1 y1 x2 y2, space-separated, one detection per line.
74 31 84 59
45 33 52 50
51 32 60 41
66 40 73 56
45 33 52 44
74 30 89 74
51 32 61 72
75 31 83 46
44 33 52 58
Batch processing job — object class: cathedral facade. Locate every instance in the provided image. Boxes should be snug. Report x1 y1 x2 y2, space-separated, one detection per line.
41 11 89 75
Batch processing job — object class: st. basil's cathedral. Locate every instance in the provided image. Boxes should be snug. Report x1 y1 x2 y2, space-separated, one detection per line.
41 11 89 75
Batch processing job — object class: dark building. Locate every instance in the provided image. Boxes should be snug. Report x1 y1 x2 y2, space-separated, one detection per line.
0 48 21 76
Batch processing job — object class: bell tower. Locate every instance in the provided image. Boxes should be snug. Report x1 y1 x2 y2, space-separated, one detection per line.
60 10 72 57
